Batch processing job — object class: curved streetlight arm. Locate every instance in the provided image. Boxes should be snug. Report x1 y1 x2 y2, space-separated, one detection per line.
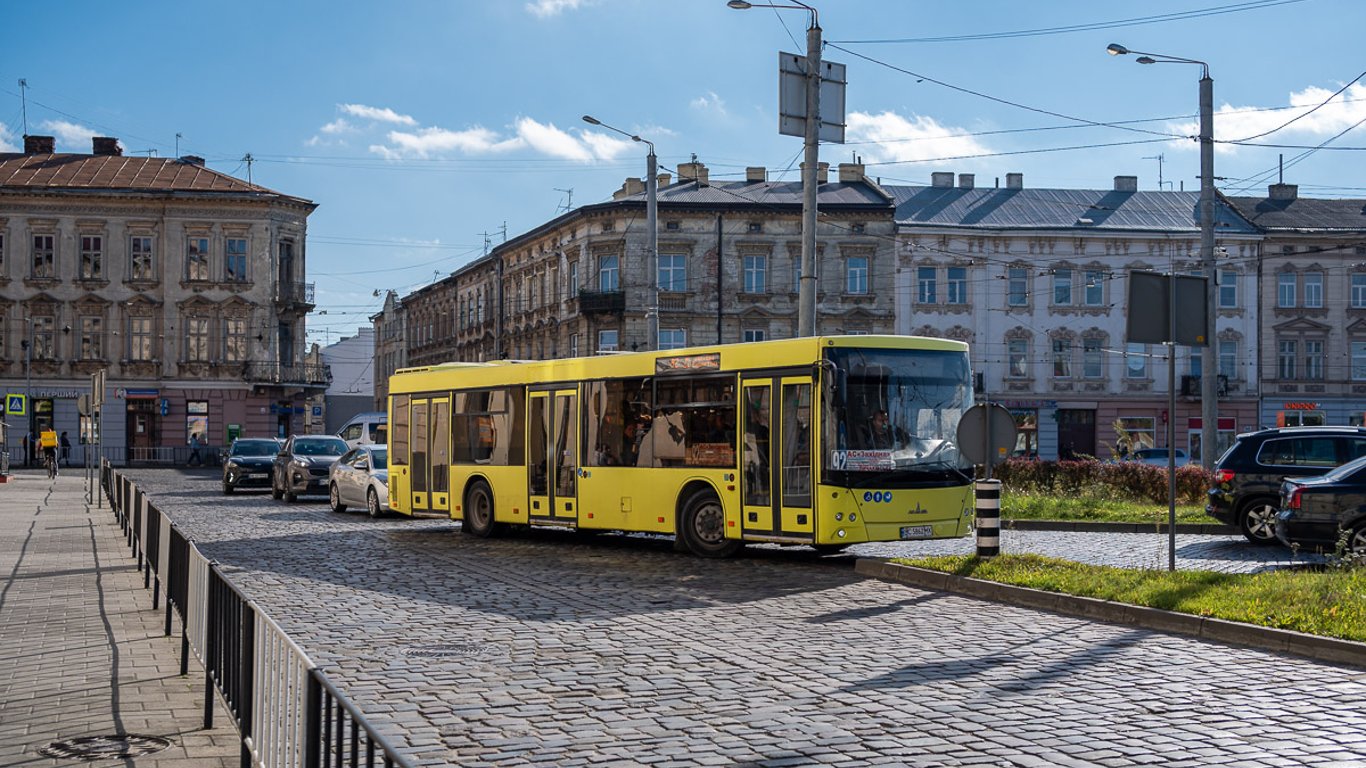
581 115 654 153
727 0 817 28
1106 43 1208 78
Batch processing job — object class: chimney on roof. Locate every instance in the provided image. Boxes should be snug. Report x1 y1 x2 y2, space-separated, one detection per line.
91 136 122 156
746 166 767 183
838 163 865 183
958 173 975 190
678 162 709 186
931 171 954 188
800 161 830 184
179 155 205 167
613 177 645 200
1114 175 1138 192
23 135 55 155
1269 183 1298 201
1006 173 1024 190
656 172 671 187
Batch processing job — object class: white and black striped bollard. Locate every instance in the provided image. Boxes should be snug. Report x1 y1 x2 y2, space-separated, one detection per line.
975 479 1001 558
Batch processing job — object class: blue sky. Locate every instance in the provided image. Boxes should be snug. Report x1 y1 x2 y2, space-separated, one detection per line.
4 0 1364 346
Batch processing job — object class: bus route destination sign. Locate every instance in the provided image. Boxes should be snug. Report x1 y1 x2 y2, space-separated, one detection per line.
656 353 720 373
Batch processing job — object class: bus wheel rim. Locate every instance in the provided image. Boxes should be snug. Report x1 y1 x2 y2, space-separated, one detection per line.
693 502 723 543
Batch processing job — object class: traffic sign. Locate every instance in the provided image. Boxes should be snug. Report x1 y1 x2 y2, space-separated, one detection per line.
957 403 1018 469
5 394 26 416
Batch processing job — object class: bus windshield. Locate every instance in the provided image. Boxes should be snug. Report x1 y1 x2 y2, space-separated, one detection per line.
824 347 973 485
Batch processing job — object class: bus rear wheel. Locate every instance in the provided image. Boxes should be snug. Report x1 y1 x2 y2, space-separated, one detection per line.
679 489 742 558
463 480 497 538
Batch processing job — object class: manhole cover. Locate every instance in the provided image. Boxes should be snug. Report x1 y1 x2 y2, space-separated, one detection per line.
401 642 503 660
40 734 172 760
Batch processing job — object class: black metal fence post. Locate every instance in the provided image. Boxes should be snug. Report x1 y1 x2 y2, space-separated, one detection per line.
304 673 322 768
239 607 255 768
203 563 216 730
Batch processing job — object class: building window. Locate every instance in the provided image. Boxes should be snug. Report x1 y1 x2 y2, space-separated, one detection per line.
597 329 618 352
659 328 686 350
225 238 248 282
1352 341 1366 380
947 266 967 304
1084 270 1104 306
187 237 209 281
1053 268 1073 305
32 316 55 359
568 262 579 298
1304 340 1324 380
569 333 579 357
1219 339 1238 379
1218 268 1238 308
129 317 153 361
31 235 55 279
185 317 210 362
1052 338 1073 378
598 255 619 291
1126 343 1147 379
1083 337 1103 378
79 316 103 360
917 266 937 304
1278 340 1297 379
665 221 681 231
744 328 766 343
1353 274 1366 309
846 256 868 295
1117 416 1157 452
747 222 762 233
1304 271 1324 308
1007 339 1028 378
1007 267 1028 306
80 236 103 280
224 317 247 362
1277 272 1297 308
658 254 687 292
743 255 768 294
130 236 155 281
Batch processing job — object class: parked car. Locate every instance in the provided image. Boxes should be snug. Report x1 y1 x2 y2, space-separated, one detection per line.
1277 456 1366 553
1131 447 1189 467
1206 426 1366 545
221 437 283 494
328 445 389 518
337 411 387 449
271 435 350 502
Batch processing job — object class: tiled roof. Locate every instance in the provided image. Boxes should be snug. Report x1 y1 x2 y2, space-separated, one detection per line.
887 185 1259 234
1226 195 1366 232
0 152 313 206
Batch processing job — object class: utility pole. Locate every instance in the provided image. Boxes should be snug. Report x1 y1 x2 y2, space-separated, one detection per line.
18 79 28 136
798 11 822 337
1198 69 1217 470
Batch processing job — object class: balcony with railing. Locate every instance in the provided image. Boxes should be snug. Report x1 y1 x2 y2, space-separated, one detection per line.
578 289 625 315
276 281 316 307
243 361 331 387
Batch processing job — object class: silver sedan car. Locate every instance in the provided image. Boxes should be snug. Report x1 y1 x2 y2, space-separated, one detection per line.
328 445 389 518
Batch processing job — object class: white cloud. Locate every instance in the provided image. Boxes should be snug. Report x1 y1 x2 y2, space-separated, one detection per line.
369 117 638 162
515 117 594 161
579 130 637 162
690 91 728 117
320 118 355 135
0 121 18 153
1165 82 1366 155
371 125 516 159
338 103 417 126
845 111 993 166
526 0 587 18
40 119 99 151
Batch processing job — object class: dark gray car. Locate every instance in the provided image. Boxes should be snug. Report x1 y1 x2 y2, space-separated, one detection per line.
1278 455 1366 553
271 435 349 502
222 437 283 494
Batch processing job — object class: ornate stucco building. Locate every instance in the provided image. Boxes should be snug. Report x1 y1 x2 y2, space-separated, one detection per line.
0 135 326 464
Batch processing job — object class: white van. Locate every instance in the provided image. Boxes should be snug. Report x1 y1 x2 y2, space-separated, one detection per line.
337 411 387 449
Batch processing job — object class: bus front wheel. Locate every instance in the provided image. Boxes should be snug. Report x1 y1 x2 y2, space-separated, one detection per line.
464 480 497 538
679 490 742 558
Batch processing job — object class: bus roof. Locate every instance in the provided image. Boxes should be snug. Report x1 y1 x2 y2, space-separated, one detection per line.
388 335 967 395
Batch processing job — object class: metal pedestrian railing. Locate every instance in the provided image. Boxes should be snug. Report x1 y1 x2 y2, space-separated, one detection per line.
101 460 416 768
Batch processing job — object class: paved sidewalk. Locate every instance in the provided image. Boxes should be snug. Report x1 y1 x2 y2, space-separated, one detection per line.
0 469 238 766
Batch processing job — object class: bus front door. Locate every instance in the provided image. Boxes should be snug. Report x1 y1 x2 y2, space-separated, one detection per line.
411 399 430 512
528 389 579 525
741 376 814 541
429 397 451 514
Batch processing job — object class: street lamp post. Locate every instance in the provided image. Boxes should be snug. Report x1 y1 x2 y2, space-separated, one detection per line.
21 318 32 466
728 0 821 337
1108 43 1218 470
582 115 658 351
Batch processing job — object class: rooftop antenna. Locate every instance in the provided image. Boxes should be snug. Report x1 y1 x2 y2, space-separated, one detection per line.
481 231 493 256
555 187 574 213
500 221 508 242
17 78 27 136
1278 153 1284 185
242 153 254 184
175 132 183 157
1142 154 1169 190
136 149 158 157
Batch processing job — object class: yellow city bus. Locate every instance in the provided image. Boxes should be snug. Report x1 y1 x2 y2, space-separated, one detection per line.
386 335 976 557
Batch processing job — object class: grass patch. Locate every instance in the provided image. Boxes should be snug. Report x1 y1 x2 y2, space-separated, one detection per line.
1002 490 1209 525
896 553 1366 642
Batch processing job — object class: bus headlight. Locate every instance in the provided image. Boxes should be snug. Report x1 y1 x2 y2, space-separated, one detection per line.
836 529 846 538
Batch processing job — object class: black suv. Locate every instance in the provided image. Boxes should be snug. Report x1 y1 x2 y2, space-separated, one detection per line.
1207 426 1366 544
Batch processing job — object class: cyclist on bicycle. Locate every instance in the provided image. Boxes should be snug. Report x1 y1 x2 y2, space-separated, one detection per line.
39 428 59 477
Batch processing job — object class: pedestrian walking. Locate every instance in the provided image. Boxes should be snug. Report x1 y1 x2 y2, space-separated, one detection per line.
21 432 30 468
188 432 203 467
59 432 71 467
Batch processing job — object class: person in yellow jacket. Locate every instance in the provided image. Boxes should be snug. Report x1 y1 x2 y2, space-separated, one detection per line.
39 428 58 476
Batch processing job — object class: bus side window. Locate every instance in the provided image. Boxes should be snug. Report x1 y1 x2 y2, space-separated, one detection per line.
391 395 410 465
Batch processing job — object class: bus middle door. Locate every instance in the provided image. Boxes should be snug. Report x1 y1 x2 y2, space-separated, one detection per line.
529 389 578 525
741 376 815 541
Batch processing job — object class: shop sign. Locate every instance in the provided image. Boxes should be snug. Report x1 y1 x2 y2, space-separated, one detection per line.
1283 402 1320 410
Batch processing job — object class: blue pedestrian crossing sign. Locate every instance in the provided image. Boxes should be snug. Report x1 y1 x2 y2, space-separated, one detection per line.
5 394 26 416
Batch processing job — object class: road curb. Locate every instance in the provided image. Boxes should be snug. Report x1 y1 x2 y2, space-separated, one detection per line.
854 559 1366 669
1003 519 1238 535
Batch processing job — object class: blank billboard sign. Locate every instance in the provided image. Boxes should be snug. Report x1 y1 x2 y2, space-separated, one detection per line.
1126 271 1208 347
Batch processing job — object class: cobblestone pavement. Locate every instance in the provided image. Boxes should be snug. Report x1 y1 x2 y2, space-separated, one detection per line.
0 470 238 767
131 469 1365 767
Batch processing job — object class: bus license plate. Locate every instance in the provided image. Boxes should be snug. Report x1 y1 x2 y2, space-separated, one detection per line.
900 525 933 540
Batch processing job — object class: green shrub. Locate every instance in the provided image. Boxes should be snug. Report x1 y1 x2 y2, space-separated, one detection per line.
993 458 1212 505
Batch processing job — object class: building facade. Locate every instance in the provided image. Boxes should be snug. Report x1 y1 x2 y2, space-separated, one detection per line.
0 135 326 465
